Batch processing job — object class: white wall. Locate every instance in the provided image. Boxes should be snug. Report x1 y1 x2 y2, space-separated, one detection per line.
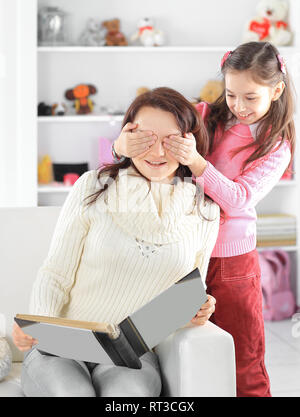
0 0 37 207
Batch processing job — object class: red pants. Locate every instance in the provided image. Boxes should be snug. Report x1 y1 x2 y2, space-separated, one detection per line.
206 249 271 397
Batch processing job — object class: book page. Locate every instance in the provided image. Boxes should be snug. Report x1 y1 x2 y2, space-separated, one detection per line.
15 313 114 333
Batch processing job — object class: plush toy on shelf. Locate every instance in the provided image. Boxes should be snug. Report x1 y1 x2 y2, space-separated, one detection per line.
78 18 106 46
38 154 53 184
199 80 224 104
51 103 68 116
65 84 97 114
243 0 292 46
38 102 52 116
131 17 165 47
192 80 224 105
136 86 150 96
102 19 128 46
0 338 12 381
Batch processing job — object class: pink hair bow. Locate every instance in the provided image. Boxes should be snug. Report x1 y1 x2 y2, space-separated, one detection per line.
277 54 287 75
221 51 232 68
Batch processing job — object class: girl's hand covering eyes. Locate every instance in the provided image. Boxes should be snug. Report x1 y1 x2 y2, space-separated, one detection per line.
163 132 199 166
114 123 157 158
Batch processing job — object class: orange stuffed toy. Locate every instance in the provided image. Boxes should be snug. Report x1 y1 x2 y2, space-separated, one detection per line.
65 84 97 114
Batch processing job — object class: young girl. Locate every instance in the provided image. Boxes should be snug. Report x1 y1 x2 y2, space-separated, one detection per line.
13 87 219 397
113 42 295 397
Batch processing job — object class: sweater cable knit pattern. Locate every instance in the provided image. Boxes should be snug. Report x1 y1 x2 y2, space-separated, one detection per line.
29 168 219 325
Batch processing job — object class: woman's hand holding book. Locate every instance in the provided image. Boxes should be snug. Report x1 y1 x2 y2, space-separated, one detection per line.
12 322 38 352
190 295 216 326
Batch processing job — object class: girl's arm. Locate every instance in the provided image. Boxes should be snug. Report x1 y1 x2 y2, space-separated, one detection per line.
29 171 95 317
197 141 291 213
194 102 292 212
163 130 291 213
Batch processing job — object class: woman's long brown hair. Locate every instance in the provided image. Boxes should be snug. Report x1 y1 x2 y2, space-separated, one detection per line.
85 87 210 206
206 42 295 171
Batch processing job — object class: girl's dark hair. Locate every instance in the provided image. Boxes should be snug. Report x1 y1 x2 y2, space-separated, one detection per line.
85 87 210 206
206 42 295 171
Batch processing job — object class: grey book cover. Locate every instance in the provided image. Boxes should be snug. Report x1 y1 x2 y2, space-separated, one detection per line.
15 268 206 367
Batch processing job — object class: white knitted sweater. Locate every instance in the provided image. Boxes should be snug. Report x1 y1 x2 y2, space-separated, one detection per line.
29 167 220 325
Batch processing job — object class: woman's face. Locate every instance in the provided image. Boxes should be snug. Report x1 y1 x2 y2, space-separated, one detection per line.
131 106 181 183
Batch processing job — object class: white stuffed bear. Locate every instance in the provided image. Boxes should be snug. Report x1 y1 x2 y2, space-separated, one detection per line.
78 18 106 46
131 17 165 47
0 337 12 381
243 0 292 46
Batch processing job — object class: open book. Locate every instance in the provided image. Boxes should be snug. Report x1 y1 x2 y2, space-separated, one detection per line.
15 268 206 369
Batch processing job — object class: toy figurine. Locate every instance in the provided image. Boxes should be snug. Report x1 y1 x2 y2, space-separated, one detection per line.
51 103 68 116
102 19 128 46
131 17 165 47
243 0 292 46
65 84 97 114
38 154 53 184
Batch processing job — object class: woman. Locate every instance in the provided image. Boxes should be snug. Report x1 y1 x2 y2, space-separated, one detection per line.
13 87 220 397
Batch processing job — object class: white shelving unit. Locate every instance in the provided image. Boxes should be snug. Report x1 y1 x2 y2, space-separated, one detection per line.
38 45 300 54
38 115 124 123
36 0 300 302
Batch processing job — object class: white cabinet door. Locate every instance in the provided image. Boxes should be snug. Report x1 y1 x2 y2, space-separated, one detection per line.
0 0 37 206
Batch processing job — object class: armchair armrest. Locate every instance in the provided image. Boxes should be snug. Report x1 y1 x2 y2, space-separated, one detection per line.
154 321 236 397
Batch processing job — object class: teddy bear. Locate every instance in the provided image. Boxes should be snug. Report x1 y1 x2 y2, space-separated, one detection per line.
102 19 128 46
199 80 224 104
192 80 224 105
78 18 106 46
136 86 150 96
131 18 165 47
243 0 292 46
0 337 12 381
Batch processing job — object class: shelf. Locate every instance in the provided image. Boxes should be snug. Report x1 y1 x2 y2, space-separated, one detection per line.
38 46 233 53
37 46 300 54
38 115 124 123
257 245 298 252
276 180 297 187
38 184 72 193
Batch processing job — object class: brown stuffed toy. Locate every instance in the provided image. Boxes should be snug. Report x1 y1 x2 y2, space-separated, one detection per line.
191 80 224 106
198 80 224 104
136 86 150 96
65 84 97 114
102 19 128 46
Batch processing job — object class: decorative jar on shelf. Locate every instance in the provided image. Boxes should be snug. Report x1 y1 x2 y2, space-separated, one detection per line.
38 6 70 46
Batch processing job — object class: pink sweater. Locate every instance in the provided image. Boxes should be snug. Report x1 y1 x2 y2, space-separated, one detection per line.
196 102 292 257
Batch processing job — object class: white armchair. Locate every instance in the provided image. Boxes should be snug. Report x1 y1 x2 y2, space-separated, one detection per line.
0 207 236 397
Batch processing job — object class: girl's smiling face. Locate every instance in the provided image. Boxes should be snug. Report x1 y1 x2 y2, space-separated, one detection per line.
225 70 284 125
131 106 180 183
